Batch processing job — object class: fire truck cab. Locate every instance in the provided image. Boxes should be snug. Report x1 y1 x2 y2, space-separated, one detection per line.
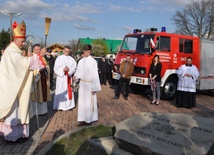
113 27 214 100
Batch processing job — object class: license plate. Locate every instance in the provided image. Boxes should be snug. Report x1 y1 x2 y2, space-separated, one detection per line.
136 78 142 83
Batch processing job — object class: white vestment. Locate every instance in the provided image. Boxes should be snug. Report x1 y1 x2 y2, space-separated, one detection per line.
0 42 37 141
176 64 200 92
74 56 101 123
53 55 77 110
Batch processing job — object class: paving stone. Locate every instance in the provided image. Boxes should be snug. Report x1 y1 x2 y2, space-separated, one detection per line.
12 153 24 155
2 153 14 155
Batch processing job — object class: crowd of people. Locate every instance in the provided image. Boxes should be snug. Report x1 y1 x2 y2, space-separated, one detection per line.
0 21 101 142
0 20 200 143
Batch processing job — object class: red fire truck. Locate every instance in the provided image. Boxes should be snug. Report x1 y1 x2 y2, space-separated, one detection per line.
113 27 214 100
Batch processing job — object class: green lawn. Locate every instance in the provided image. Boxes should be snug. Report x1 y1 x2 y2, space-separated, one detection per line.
46 124 113 155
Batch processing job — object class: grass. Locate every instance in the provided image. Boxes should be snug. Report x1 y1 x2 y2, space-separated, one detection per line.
45 124 113 155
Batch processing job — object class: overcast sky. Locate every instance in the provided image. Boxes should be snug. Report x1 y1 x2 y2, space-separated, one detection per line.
0 0 198 46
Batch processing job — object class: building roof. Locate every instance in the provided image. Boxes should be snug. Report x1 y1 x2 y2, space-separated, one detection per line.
46 43 64 52
46 43 64 49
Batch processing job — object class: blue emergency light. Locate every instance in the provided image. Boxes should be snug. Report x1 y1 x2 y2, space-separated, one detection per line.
161 27 166 32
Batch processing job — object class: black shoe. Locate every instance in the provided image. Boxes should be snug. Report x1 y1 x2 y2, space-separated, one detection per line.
15 137 28 143
85 123 92 126
112 96 119 99
124 97 128 100
77 122 86 127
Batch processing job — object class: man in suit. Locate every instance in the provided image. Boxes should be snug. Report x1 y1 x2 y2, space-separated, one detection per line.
44 49 56 90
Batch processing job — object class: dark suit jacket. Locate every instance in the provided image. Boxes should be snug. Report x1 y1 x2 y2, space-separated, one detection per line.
98 59 109 72
44 55 55 74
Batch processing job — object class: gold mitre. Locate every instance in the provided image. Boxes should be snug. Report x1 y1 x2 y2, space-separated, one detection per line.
12 21 26 38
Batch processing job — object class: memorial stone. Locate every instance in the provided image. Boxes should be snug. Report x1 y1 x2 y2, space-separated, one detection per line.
114 112 214 155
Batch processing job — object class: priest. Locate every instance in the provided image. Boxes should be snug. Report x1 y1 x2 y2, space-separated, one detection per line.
176 57 200 108
73 44 101 125
53 46 76 111
31 45 51 115
0 21 40 142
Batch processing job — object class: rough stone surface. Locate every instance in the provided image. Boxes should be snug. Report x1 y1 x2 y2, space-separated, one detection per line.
89 137 133 155
114 112 214 155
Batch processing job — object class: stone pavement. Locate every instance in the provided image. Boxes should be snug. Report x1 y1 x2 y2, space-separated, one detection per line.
0 84 214 155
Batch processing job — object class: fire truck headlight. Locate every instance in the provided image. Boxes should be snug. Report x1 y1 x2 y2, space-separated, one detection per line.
140 69 145 74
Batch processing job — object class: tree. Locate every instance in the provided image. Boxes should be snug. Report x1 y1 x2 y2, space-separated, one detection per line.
69 39 78 54
91 39 108 56
0 28 10 49
171 0 214 39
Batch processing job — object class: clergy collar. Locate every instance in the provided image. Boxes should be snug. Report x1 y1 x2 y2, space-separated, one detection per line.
186 64 192 67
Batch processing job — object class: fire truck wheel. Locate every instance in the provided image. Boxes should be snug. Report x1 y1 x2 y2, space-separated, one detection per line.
130 84 148 94
161 77 177 100
208 90 214 96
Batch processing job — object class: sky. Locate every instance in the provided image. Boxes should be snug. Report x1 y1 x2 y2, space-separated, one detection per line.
0 0 198 46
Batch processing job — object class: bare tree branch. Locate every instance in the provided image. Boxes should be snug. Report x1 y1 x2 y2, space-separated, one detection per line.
171 0 214 39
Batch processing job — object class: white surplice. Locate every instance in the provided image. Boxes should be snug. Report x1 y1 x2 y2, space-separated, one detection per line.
176 64 200 92
74 55 101 123
53 55 77 111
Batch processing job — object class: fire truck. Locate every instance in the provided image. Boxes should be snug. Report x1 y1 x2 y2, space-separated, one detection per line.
113 27 214 100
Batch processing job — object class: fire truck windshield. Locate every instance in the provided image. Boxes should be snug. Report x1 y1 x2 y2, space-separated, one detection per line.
120 34 155 54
